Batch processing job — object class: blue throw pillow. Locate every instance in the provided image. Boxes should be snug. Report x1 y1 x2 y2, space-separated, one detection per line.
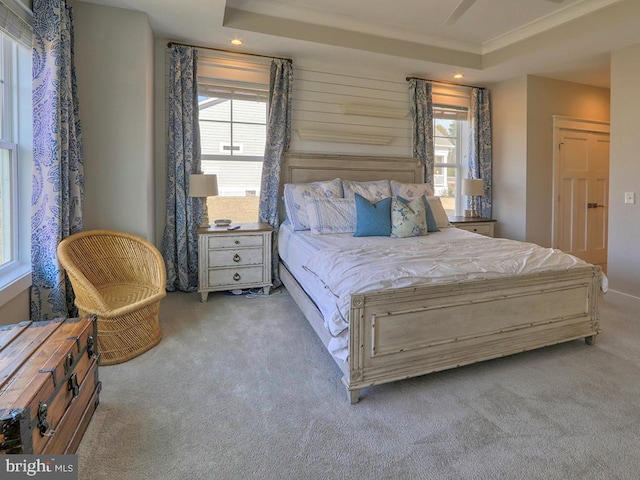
398 195 439 232
354 193 392 237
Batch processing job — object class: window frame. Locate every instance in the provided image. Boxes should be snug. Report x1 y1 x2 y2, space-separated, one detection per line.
432 105 470 216
197 82 267 203
0 33 32 307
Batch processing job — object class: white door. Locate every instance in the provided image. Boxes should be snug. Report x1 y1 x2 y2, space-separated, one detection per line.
553 119 609 270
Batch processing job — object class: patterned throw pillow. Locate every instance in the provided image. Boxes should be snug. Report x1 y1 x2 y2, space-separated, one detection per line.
390 180 434 199
306 197 356 235
354 193 392 237
283 178 343 231
397 195 439 232
391 197 428 238
343 179 391 202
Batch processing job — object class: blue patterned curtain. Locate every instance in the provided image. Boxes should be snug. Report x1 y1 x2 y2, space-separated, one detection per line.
161 45 202 292
469 88 493 218
31 0 83 320
258 59 293 288
409 79 434 188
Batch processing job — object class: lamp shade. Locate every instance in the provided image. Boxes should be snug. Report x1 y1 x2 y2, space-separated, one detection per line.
461 178 484 197
189 174 218 197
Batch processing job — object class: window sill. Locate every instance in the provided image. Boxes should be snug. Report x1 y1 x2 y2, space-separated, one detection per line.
0 264 31 308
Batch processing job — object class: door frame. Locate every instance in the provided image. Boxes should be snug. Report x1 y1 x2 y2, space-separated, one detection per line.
551 115 610 249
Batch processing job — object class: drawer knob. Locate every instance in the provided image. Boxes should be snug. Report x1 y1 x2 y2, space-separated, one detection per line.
233 272 241 281
234 240 240 245
233 254 241 263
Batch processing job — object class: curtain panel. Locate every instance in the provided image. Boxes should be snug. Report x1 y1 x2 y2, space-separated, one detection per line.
469 88 493 218
258 58 293 288
31 0 84 320
161 45 202 292
408 79 434 188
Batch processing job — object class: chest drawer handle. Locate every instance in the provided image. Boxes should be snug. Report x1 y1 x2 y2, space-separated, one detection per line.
65 353 74 372
87 335 95 358
233 272 241 281
38 402 55 437
234 240 240 245
233 254 241 263
68 373 80 398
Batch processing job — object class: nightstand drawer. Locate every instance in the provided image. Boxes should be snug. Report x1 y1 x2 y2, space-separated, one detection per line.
208 266 264 287
208 248 263 267
207 235 264 249
457 224 494 236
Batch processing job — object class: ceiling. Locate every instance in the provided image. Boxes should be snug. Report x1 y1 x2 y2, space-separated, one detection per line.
79 0 640 88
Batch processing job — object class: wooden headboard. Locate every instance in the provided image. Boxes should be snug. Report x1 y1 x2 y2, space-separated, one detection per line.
281 152 424 186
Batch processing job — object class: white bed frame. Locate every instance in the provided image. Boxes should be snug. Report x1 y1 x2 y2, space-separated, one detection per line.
279 153 601 404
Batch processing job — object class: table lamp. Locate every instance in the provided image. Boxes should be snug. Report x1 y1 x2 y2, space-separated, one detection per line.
189 174 218 228
462 178 484 218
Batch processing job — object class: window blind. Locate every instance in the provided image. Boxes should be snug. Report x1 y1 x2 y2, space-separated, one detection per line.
0 0 31 49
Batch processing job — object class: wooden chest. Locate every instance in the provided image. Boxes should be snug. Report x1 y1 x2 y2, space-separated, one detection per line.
0 316 101 454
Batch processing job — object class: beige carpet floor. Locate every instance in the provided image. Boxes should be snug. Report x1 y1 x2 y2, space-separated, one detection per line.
77 289 640 480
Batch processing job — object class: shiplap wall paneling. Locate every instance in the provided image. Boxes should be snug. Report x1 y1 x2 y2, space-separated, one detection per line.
291 67 412 156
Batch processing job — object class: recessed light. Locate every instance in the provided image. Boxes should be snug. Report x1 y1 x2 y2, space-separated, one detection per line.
453 73 464 79
230 39 243 46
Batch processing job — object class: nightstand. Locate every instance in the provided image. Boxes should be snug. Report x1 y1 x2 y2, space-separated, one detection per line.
197 222 273 302
448 216 496 237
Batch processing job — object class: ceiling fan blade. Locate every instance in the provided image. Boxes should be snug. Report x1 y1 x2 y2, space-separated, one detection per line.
443 0 477 26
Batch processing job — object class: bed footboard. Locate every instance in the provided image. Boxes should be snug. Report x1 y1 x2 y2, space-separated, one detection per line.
343 266 601 403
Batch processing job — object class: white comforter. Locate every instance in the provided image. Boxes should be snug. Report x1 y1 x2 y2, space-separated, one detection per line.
299 228 607 360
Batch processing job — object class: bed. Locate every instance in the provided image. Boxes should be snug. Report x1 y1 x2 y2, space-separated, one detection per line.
278 153 603 404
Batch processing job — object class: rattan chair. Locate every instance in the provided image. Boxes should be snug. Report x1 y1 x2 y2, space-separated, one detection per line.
57 230 166 365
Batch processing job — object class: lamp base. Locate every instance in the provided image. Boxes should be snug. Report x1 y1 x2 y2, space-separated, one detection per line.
201 201 210 228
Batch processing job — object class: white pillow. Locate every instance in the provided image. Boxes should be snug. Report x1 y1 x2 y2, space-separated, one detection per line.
306 197 356 235
283 178 343 231
342 179 391 202
426 196 451 228
390 180 434 199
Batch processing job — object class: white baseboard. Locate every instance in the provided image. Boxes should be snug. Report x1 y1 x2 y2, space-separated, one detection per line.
604 289 640 309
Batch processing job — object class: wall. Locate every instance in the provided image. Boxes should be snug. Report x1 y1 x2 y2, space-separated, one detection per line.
154 38 168 246
289 60 412 156
490 76 610 245
153 50 417 243
609 43 640 297
525 76 610 247
490 76 528 240
72 1 155 241
0 290 29 325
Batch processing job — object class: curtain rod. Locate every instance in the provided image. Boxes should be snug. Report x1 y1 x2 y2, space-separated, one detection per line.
406 76 485 90
167 41 293 63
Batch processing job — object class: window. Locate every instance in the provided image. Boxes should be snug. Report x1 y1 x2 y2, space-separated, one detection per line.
198 84 267 222
433 105 470 216
0 30 32 306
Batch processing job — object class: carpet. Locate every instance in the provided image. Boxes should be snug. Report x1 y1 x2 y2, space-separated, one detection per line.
77 289 640 480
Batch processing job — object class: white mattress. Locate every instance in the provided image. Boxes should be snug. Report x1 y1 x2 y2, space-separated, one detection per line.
279 222 607 361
